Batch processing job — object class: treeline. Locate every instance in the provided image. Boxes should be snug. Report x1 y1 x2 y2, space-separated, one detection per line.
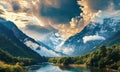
0 61 25 72
0 49 47 72
0 49 27 72
0 47 47 72
0 49 33 65
49 44 120 71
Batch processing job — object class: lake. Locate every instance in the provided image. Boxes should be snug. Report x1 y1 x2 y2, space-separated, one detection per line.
28 63 116 72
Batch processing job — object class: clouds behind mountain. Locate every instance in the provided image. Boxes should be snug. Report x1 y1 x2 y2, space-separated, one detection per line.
78 0 120 23
0 0 120 41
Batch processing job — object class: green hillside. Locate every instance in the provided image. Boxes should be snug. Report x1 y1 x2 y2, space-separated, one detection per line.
0 23 46 64
49 44 120 71
0 49 31 72
0 23 48 72
0 61 25 72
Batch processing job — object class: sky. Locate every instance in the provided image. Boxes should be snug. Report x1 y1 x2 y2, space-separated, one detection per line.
0 0 120 41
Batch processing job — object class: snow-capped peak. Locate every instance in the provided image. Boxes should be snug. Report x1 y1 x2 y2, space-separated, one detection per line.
24 38 62 57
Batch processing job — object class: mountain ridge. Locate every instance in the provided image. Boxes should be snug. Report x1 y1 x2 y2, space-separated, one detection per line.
61 17 120 56
0 18 66 57
0 23 44 63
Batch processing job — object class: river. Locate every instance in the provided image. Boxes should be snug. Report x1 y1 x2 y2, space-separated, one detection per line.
28 63 116 72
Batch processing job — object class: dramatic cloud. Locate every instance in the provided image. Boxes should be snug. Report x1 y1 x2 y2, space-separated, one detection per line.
1 0 120 55
23 24 57 40
0 0 81 41
0 0 120 41
79 0 111 12
12 1 21 11
39 0 81 23
58 0 120 40
59 0 120 39
78 0 120 24
26 25 57 34
83 34 105 43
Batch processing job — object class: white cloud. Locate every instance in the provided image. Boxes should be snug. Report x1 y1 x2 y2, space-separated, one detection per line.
24 40 61 57
83 34 105 43
63 48 74 54
55 41 65 52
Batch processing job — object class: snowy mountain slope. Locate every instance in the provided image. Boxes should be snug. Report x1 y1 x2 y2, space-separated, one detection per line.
25 39 67 57
62 16 120 56
42 32 63 50
98 31 120 47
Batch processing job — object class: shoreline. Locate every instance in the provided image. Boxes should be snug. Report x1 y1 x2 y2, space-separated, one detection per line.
69 64 86 67
69 64 118 72
27 63 119 72
28 62 119 72
52 63 119 72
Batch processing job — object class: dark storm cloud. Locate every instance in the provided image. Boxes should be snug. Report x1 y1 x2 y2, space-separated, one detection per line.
79 0 120 13
1 0 120 41
12 1 21 11
86 0 111 12
77 0 120 26
39 0 81 23
26 25 57 34
113 0 120 10
0 9 4 14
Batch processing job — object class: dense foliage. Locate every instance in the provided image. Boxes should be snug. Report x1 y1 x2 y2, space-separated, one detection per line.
0 48 38 72
0 61 25 72
0 49 34 65
49 44 120 71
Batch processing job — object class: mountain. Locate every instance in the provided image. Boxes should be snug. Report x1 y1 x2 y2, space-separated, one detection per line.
98 31 120 47
0 49 15 63
0 20 27 42
0 48 35 65
62 16 120 56
42 32 63 50
0 18 66 57
25 40 66 57
0 23 44 63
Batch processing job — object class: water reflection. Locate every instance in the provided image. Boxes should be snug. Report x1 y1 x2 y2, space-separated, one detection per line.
28 63 104 72
58 65 103 72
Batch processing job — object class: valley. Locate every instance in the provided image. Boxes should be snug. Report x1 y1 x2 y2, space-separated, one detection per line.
0 0 120 72
0 18 120 72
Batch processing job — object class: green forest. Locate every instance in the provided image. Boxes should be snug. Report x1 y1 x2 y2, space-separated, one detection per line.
0 47 47 72
49 44 120 71
0 49 29 72
0 61 26 72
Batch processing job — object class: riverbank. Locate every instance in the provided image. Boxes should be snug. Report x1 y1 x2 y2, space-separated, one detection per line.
51 63 119 72
69 64 119 72
69 64 86 67
28 63 119 72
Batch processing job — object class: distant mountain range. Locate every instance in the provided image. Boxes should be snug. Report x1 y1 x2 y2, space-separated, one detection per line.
0 18 66 57
62 16 120 56
42 32 63 50
0 16 120 57
98 31 120 47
